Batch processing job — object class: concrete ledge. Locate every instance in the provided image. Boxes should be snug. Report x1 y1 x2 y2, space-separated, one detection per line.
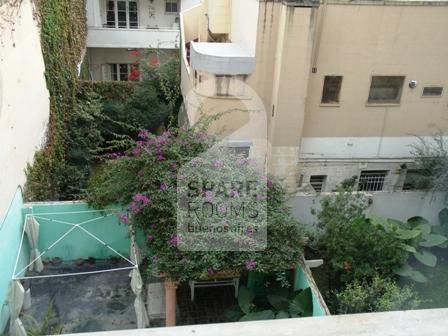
64 308 448 336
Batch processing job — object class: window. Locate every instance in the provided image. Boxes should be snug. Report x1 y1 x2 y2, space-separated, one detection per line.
165 0 179 13
230 147 250 158
105 0 138 29
403 169 430 191
110 64 131 81
321 76 342 104
422 86 443 97
215 75 246 97
358 170 388 191
367 76 405 104
310 175 327 192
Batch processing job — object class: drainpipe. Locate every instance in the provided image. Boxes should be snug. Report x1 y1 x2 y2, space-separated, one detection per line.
311 0 328 73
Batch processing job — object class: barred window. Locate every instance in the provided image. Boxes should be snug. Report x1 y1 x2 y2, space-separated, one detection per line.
358 171 388 191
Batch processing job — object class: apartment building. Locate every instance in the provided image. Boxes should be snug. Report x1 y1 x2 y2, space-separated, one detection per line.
85 0 182 80
180 0 448 192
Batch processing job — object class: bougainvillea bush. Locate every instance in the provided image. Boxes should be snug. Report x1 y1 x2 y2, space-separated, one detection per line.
87 125 304 282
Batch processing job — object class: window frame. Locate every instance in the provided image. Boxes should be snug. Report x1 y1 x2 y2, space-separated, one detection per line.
165 0 179 14
109 63 131 81
358 170 388 192
321 75 343 105
309 175 327 193
105 0 139 29
421 86 444 98
367 75 405 105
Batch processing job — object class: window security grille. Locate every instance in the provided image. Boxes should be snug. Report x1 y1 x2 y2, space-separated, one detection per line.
358 171 388 191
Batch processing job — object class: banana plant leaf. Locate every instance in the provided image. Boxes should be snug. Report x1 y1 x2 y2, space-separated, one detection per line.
419 234 448 247
393 264 428 283
415 249 437 267
396 228 422 240
238 286 255 314
289 288 313 317
276 311 290 319
267 295 290 312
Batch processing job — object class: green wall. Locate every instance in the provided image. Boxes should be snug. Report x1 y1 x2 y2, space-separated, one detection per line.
294 267 326 316
0 188 29 332
26 202 131 261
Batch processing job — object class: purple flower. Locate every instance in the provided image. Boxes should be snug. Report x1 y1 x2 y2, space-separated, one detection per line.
197 132 208 141
133 194 151 205
213 160 224 168
170 162 178 170
245 260 257 270
169 234 182 247
132 147 142 157
267 179 274 189
157 155 165 161
230 190 240 198
150 224 157 230
217 204 227 214
147 235 155 241
204 191 213 203
160 182 169 191
118 213 130 225
208 267 216 275
138 130 149 139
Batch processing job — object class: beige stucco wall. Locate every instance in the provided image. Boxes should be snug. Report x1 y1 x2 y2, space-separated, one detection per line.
0 0 50 219
304 4 448 138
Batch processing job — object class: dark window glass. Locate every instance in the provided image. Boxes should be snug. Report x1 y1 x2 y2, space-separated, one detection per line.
422 86 443 97
166 0 178 13
368 76 405 104
310 175 327 192
321 76 342 104
119 64 129 81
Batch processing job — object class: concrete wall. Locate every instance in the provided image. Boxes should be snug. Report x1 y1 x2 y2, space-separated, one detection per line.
288 191 447 226
0 0 50 222
229 0 259 54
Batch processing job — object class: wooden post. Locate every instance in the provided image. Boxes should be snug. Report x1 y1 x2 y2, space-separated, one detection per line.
165 278 178 327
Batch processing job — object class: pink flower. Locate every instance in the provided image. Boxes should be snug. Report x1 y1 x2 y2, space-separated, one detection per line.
147 235 154 241
169 234 182 246
130 50 141 57
245 260 257 270
138 130 149 139
267 179 274 189
132 147 142 157
204 191 213 203
133 194 151 205
208 267 216 275
118 213 130 224
150 224 157 230
160 182 169 191
213 160 224 168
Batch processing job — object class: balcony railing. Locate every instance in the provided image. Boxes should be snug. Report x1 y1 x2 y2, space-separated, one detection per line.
87 26 180 49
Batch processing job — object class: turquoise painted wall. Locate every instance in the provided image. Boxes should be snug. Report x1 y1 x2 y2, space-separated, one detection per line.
25 202 131 261
0 188 29 332
247 269 327 317
294 268 326 317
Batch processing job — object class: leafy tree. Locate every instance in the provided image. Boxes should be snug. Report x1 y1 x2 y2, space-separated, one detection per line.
314 187 406 286
332 275 421 314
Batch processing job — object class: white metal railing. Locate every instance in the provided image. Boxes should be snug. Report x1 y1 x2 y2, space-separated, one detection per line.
86 26 180 49
87 25 180 31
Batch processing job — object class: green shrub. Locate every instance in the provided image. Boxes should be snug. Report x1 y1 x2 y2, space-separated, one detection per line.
315 188 406 286
333 276 421 314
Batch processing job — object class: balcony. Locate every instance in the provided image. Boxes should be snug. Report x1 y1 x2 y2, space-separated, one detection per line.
86 26 180 49
190 42 255 75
